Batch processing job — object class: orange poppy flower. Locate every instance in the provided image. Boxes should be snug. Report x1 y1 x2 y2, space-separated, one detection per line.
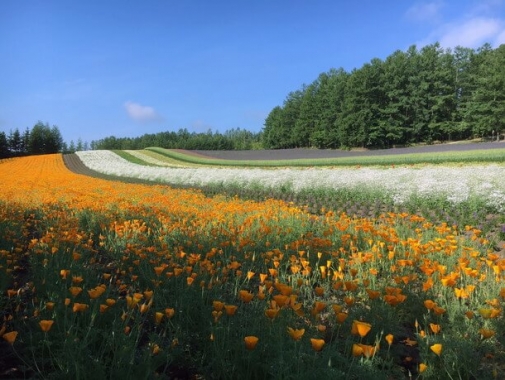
265 308 280 320
244 336 259 350
430 343 442 356
310 338 325 352
479 328 495 339
224 305 238 316
424 299 436 309
154 312 164 325
165 308 175 318
312 301 327 314
72 303 89 313
69 286 82 297
385 334 394 346
2 331 18 344
239 290 254 303
287 327 305 341
39 320 54 332
336 312 348 324
351 320 372 338
366 289 380 300
272 294 290 307
429 323 441 334
213 301 225 311
332 304 343 314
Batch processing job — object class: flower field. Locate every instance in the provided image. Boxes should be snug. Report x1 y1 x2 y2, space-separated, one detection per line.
77 150 505 212
1 153 505 379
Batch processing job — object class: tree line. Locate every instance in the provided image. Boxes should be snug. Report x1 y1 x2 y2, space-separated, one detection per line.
90 128 262 150
263 43 505 149
0 122 69 159
4 42 503 156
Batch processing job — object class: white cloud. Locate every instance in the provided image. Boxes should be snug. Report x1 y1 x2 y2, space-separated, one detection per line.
438 17 502 48
414 0 505 49
405 1 444 23
124 101 163 123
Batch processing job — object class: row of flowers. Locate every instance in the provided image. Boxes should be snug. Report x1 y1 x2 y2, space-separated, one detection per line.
76 150 505 211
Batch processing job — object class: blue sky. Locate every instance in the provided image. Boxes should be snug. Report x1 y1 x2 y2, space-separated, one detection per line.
1 1 504 144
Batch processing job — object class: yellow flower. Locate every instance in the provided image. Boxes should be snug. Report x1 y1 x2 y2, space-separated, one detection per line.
419 363 428 373
244 336 259 350
287 327 305 341
430 343 442 356
39 320 54 332
310 338 325 352
478 308 493 319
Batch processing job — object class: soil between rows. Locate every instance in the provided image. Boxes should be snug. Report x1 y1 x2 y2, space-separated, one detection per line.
189 141 505 160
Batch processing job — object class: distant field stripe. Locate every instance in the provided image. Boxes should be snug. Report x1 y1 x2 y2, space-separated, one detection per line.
146 147 505 167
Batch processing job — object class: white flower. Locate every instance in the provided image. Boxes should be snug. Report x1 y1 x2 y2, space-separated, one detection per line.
76 151 505 210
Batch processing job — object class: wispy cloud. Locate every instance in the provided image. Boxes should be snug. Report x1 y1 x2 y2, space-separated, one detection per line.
124 101 163 123
420 17 504 48
413 1 505 49
405 1 444 23
438 17 502 48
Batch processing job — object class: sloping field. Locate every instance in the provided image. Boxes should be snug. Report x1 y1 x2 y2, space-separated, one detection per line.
2 153 505 379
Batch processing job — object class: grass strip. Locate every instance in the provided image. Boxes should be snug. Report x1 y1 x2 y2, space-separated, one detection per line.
145 147 505 167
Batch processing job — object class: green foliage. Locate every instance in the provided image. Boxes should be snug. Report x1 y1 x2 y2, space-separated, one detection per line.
1 122 65 158
265 42 505 150
91 128 262 151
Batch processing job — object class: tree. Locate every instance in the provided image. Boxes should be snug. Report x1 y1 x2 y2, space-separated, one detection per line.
0 131 9 158
464 44 505 138
8 128 23 155
28 122 63 154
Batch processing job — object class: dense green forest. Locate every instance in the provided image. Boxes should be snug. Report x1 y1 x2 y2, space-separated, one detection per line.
90 128 262 151
0 122 66 159
3 42 503 156
263 43 505 149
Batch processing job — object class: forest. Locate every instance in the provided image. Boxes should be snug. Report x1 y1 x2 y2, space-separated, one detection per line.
263 43 505 149
2 42 504 155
